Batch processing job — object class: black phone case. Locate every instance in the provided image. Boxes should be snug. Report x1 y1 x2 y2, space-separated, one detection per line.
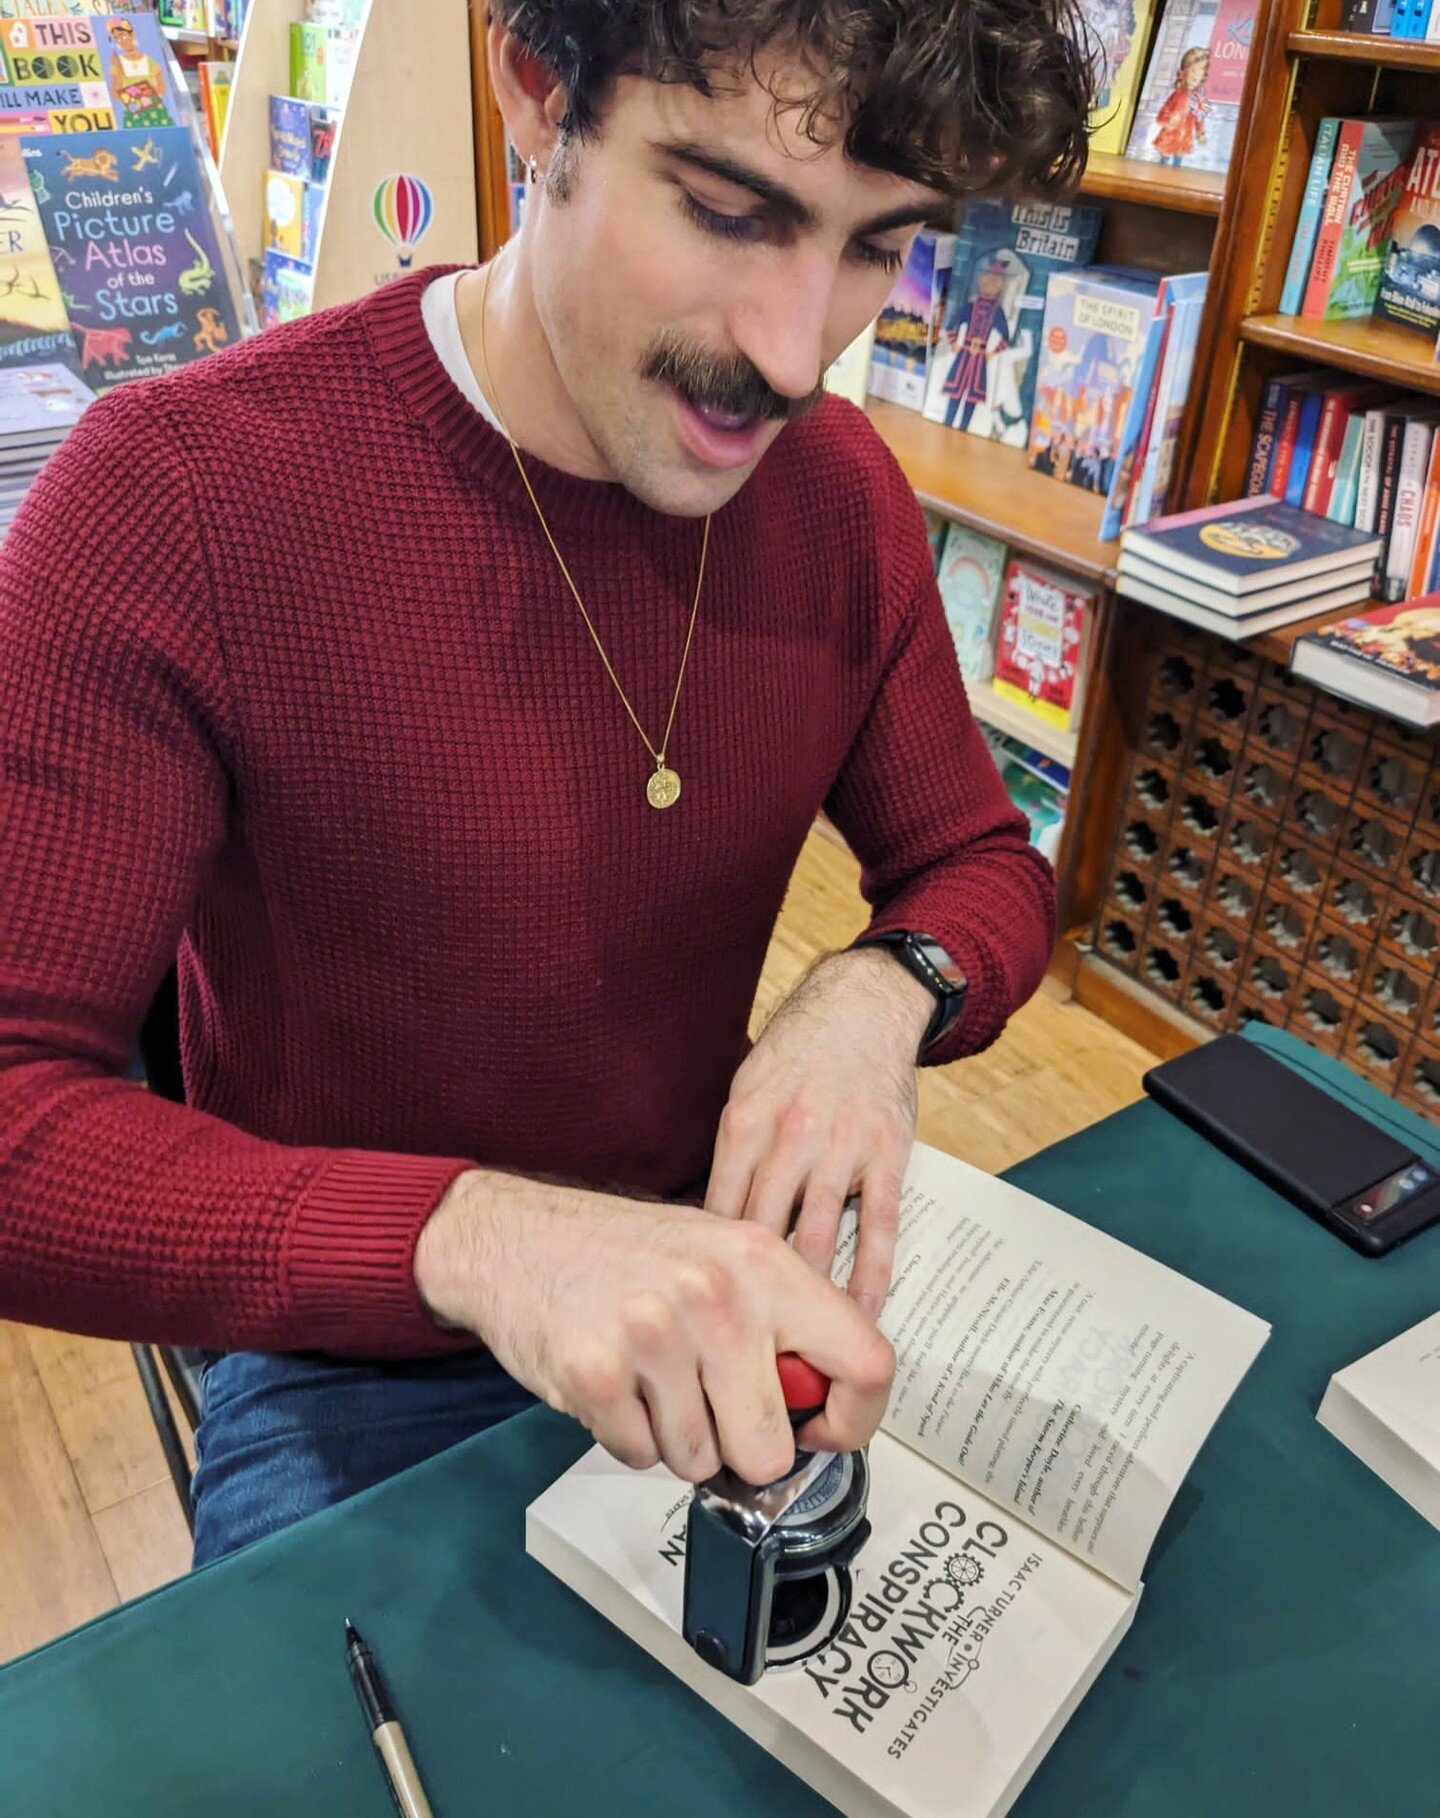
1142 1036 1423 1253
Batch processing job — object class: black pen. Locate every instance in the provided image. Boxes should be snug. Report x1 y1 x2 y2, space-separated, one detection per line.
344 1619 437 1818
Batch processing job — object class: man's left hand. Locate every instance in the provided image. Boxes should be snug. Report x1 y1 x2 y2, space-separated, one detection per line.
704 947 934 1320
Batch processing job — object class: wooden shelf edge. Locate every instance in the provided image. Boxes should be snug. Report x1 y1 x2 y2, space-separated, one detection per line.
968 680 1079 768
1078 151 1225 217
867 401 1120 586
1287 27 1440 70
1239 311 1440 394
1068 945 1212 1061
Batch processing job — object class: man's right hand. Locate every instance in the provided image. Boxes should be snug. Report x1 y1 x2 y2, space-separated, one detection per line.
413 1170 895 1486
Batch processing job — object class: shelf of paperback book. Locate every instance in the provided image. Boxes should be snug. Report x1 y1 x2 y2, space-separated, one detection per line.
1285 29 1440 71
866 399 1121 588
1238 312 1440 395
1077 152 1225 218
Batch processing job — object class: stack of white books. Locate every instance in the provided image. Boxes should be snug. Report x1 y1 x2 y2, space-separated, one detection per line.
1318 1309 1440 1530
1118 495 1381 641
0 364 96 538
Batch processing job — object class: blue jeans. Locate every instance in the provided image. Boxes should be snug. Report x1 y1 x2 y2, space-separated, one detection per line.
191 1349 538 1567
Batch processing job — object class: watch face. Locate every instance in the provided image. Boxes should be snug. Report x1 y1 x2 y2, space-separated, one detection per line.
914 937 966 997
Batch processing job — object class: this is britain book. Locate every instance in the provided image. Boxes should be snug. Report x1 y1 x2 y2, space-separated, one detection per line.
24 125 242 390
1375 125 1440 335
922 198 1101 448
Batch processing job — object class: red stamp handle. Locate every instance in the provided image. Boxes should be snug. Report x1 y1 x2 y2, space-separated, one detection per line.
776 1353 830 1417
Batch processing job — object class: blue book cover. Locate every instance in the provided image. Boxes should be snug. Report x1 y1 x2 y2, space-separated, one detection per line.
268 93 334 184
1246 375 1290 495
24 127 242 390
923 198 1102 447
1279 117 1339 316
1100 269 1207 540
1139 290 1208 523
1123 496 1383 592
1283 387 1324 507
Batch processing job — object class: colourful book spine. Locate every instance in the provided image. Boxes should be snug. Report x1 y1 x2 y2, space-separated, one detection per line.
1374 414 1409 582
1304 118 1416 320
1280 118 1340 316
1406 430 1440 596
1384 417 1438 600
1270 388 1309 501
1301 123 1362 318
1328 411 1366 525
1303 390 1353 515
1284 389 1324 507
1354 406 1389 533
1245 377 1287 495
1142 294 1206 521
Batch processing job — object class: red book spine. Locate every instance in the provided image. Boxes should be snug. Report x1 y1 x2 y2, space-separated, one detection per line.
1302 393 1353 515
1302 123 1362 319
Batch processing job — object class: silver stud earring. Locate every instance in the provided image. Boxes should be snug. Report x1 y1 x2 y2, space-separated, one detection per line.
527 155 540 185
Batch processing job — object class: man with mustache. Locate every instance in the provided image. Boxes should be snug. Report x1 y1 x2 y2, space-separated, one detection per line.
0 0 1092 1564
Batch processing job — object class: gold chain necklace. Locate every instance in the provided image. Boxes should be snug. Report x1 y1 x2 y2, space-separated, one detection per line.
476 256 710 811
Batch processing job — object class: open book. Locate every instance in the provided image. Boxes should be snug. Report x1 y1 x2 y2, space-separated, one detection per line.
1318 1310 1440 1530
527 1142 1270 1818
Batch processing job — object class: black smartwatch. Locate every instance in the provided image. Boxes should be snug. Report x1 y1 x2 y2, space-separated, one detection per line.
853 930 968 1054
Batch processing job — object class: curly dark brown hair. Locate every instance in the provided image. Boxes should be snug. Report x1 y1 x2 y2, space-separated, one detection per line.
486 0 1097 198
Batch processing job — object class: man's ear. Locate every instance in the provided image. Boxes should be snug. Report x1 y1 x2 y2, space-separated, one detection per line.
487 22 569 176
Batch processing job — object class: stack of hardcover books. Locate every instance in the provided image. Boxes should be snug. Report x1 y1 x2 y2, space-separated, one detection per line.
0 364 94 538
1292 597 1440 725
1117 496 1382 640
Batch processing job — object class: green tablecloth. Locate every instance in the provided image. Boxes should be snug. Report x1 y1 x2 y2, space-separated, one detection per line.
3 1027 1437 1816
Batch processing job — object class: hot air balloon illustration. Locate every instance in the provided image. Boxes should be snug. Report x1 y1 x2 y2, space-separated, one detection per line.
372 173 434 269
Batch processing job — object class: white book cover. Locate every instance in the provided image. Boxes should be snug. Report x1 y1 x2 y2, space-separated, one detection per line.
1383 417 1439 601
527 1143 1271 1818
1317 1309 1440 1529
1353 406 1388 535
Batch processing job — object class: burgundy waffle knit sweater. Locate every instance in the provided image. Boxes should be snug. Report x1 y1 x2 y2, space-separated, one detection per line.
0 268 1054 1358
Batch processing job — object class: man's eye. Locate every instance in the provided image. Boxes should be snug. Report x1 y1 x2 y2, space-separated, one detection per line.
855 242 906 275
680 191 764 243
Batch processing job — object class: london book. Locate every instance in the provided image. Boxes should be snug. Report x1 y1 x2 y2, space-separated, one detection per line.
527 1142 1270 1818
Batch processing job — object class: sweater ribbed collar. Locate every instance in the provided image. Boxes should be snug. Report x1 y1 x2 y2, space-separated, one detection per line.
360 264 731 542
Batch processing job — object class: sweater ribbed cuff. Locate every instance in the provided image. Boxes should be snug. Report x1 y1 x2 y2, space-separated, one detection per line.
285 1149 476 1356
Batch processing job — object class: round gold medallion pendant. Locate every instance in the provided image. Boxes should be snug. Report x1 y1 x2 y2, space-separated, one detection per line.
647 765 681 810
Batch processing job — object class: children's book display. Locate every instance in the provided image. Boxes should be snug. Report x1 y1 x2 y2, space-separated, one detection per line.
24 123 242 388
1027 267 1162 497
528 1142 1269 1818
935 519 1007 683
1082 0 1161 155
0 132 79 369
981 723 1071 860
921 199 1101 449
1125 0 1257 175
991 556 1096 731
0 8 187 136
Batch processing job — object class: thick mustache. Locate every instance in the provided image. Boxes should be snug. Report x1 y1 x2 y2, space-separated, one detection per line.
641 337 824 423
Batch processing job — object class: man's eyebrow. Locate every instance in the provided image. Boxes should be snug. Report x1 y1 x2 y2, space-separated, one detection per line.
656 140 940 238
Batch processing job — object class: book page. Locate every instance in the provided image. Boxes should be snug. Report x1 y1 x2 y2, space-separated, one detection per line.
528 1432 1138 1818
834 1143 1269 1593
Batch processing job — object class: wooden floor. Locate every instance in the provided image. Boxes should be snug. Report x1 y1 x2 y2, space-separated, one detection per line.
0 826 1158 1668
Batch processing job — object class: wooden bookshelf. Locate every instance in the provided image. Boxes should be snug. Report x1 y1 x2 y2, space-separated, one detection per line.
1078 151 1226 216
1287 28 1440 71
966 680 1080 768
1238 311 1440 393
866 399 1119 586
1088 0 1440 1103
